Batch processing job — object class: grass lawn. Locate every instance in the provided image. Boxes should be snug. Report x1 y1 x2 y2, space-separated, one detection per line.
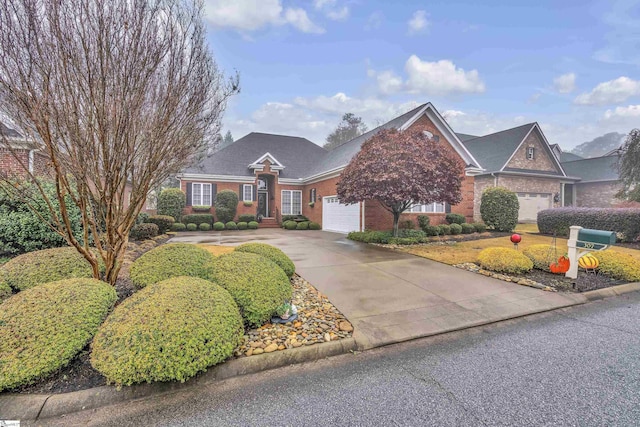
196 244 235 257
514 223 540 233
404 233 640 266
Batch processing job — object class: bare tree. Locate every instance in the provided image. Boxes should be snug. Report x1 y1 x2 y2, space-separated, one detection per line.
0 0 239 285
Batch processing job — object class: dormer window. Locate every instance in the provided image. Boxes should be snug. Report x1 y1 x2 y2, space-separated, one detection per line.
527 147 535 160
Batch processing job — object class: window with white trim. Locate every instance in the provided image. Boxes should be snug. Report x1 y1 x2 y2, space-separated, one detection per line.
243 184 253 202
281 190 302 215
527 147 535 160
192 183 212 206
410 202 446 213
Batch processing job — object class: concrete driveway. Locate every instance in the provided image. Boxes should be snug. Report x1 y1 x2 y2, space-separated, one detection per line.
171 229 586 349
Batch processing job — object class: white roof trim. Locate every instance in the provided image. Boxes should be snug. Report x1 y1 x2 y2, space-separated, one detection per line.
249 152 285 170
499 124 567 177
176 173 255 183
398 102 483 170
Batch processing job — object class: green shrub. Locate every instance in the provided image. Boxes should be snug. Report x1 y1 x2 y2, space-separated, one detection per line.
284 220 298 230
538 208 640 242
296 221 309 230
129 243 215 289
135 212 150 225
171 222 186 232
423 225 440 236
209 252 292 326
397 229 426 239
282 215 309 222
523 244 553 272
0 279 116 391
593 251 640 281
186 223 198 231
199 223 211 231
450 223 463 235
480 187 519 232
477 247 533 274
225 221 238 230
215 190 238 223
0 280 11 302
417 215 430 232
146 215 175 233
213 221 225 231
309 222 321 230
157 188 186 223
437 224 451 235
461 223 476 234
130 223 159 240
388 237 420 245
237 221 248 230
238 214 256 223
248 221 259 229
0 247 105 292
445 213 466 225
399 219 415 229
181 214 214 227
91 277 243 386
347 231 392 244
473 223 487 233
235 243 296 277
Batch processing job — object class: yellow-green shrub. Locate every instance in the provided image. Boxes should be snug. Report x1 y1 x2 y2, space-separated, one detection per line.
234 243 296 277
523 244 554 272
0 247 105 292
0 281 10 302
0 279 116 391
477 247 533 275
209 252 292 327
90 276 243 386
593 250 640 282
129 243 215 289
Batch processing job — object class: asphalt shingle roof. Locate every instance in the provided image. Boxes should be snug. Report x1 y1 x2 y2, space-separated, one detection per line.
184 132 327 179
456 133 479 142
559 152 583 162
0 123 21 138
561 155 620 182
462 123 536 173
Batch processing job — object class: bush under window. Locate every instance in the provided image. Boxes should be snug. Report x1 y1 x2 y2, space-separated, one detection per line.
186 223 198 231
296 221 309 230
238 214 256 223
225 221 238 230
215 190 238 223
309 222 321 230
181 214 214 227
213 222 225 231
237 221 248 230
199 223 211 231
445 213 466 225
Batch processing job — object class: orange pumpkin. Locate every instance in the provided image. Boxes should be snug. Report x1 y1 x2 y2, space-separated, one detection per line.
549 255 570 274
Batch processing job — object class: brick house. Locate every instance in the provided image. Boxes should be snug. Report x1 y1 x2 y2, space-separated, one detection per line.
0 123 49 178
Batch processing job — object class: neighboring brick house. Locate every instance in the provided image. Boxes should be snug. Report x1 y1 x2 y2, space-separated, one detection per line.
0 123 49 177
177 103 483 232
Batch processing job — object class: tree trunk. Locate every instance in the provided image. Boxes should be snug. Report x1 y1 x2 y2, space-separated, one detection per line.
392 210 401 237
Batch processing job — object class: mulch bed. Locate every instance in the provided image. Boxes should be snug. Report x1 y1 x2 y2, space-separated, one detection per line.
526 269 625 293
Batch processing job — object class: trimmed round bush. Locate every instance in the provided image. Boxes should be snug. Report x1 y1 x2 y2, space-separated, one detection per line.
473 223 487 233
477 247 533 275
235 243 296 277
593 251 640 281
445 213 466 225
225 221 238 230
91 277 243 386
130 223 159 240
461 223 476 234
480 187 519 232
423 225 440 236
0 279 116 391
296 221 309 230
437 224 451 235
450 223 462 235
199 223 211 231
0 247 105 292
215 190 238 223
209 252 292 326
171 222 186 232
157 188 186 224
181 214 214 227
145 214 175 233
284 220 297 230
186 223 198 231
309 222 321 230
238 214 255 223
523 244 553 272
0 281 10 302
237 221 248 230
129 243 215 289
213 221 225 231
248 221 259 229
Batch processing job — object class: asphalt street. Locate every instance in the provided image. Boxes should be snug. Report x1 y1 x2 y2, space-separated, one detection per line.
37 292 640 427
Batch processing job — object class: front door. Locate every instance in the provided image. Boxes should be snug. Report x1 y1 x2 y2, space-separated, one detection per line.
258 192 268 217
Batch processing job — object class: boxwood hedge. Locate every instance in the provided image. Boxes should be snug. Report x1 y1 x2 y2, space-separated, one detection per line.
91 277 243 386
522 244 554 272
248 221 259 229
477 247 533 274
593 250 640 282
129 243 215 289
0 280 10 302
209 252 292 326
0 247 105 292
235 243 296 277
537 208 640 243
0 279 116 391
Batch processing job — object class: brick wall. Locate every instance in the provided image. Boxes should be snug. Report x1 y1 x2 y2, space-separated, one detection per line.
575 181 624 208
1 148 51 178
505 130 559 173
302 175 341 224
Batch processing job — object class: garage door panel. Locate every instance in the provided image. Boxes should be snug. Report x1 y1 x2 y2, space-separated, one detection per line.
517 193 551 222
322 196 360 234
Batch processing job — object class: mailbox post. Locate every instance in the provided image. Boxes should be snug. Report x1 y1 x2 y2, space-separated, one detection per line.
566 226 616 279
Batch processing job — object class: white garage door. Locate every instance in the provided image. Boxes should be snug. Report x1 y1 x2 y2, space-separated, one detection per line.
517 193 551 222
322 196 360 234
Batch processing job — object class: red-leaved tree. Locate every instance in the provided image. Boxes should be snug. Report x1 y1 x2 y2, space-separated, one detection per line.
337 129 463 236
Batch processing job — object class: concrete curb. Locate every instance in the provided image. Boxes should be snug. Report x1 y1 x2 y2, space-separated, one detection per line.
0 337 357 421
580 282 640 301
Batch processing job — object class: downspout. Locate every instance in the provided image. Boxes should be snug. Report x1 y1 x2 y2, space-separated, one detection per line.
491 172 498 187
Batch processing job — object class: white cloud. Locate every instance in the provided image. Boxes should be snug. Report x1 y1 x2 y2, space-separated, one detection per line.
404 56 485 95
365 11 383 30
366 69 403 95
604 105 640 120
407 10 429 34
553 73 576 94
574 77 640 105
313 0 349 21
204 0 324 34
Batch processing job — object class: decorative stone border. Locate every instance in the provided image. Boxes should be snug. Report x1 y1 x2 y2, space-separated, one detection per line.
454 262 557 292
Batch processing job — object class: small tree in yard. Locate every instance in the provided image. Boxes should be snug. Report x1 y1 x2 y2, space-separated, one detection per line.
337 129 463 237
0 0 238 285
617 129 640 202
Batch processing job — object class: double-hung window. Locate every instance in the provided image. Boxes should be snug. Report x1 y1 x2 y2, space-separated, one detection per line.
410 202 445 213
243 184 253 202
192 183 212 206
527 147 535 160
281 190 302 215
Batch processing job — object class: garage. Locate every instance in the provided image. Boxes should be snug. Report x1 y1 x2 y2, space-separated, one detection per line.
322 196 361 233
517 193 551 222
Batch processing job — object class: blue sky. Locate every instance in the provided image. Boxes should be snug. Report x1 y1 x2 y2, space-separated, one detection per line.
204 0 640 150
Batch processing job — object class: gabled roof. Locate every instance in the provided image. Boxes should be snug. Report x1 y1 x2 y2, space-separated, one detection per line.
456 133 479 142
462 123 536 173
183 132 327 179
561 154 620 182
0 123 21 138
559 151 583 162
